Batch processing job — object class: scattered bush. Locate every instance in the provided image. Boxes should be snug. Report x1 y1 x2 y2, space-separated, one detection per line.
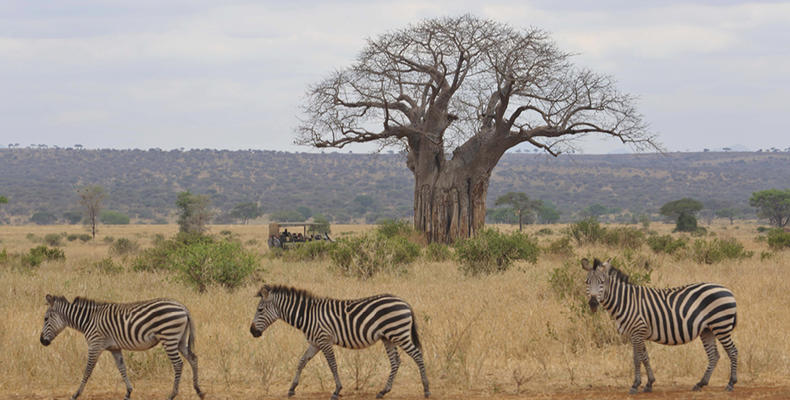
601 226 645 249
330 233 419 279
646 234 688 255
376 219 413 238
19 246 66 268
90 257 125 274
169 238 260 292
100 210 130 225
110 238 140 257
756 226 771 233
687 237 753 264
566 218 606 245
766 229 790 251
282 240 335 262
423 242 452 262
26 233 40 243
43 233 62 247
544 236 574 257
103 236 115 244
132 233 212 272
455 229 539 276
536 228 553 235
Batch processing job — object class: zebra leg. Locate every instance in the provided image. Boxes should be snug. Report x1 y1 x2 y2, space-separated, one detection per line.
177 338 204 398
163 340 184 400
628 337 644 394
377 340 400 398
289 344 319 397
719 334 738 391
693 330 720 391
319 344 343 400
400 340 430 398
110 350 133 400
72 347 102 400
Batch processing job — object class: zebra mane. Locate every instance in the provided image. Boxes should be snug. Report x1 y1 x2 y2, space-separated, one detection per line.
72 296 110 307
607 266 631 284
265 284 319 300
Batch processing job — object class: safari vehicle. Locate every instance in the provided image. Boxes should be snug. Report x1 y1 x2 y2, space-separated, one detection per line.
267 222 331 249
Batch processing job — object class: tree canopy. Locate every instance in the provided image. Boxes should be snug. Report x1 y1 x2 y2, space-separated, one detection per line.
229 202 263 224
495 192 541 230
176 191 212 234
77 185 105 238
750 189 790 227
660 198 703 232
296 15 656 242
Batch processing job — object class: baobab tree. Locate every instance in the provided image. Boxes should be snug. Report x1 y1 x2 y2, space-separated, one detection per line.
297 16 658 243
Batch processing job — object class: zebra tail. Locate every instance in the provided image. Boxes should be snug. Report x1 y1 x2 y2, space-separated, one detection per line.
411 317 422 350
187 312 197 354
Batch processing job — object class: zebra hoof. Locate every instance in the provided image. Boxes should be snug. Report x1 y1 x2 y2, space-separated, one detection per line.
424 390 431 398
692 383 703 391
726 384 734 392
376 391 386 399
288 390 295 398
643 386 652 393
628 387 639 395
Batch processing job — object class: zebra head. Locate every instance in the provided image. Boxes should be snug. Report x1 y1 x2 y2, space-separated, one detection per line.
250 285 280 338
581 258 611 312
40 294 67 346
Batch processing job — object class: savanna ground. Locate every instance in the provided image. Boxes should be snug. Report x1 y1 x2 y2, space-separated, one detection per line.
1 222 789 400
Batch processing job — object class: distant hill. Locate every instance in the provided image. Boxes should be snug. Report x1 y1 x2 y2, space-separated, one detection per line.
1 148 788 224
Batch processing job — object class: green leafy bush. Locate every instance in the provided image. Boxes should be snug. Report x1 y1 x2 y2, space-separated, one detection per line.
282 240 336 262
132 233 213 272
21 246 66 268
766 229 790 251
169 238 260 292
43 233 62 247
455 229 539 276
423 242 452 262
687 237 753 264
329 233 419 279
110 238 140 257
376 219 413 238
601 227 645 249
544 236 574 257
90 257 125 274
566 218 606 245
646 234 688 255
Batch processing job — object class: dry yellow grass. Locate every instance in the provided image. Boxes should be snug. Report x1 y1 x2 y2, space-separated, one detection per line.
1 222 789 399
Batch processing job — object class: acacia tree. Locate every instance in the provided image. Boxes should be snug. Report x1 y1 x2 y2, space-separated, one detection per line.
495 192 541 231
297 16 656 243
230 202 262 224
660 198 703 232
78 185 106 239
750 189 790 227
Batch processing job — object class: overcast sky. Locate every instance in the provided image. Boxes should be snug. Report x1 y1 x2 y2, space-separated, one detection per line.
1 1 788 154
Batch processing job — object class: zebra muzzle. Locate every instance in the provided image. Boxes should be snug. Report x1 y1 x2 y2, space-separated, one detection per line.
250 324 262 338
588 297 599 312
40 336 51 346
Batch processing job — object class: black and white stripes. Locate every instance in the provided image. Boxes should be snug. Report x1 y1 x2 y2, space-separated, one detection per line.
582 258 738 393
249 284 430 400
40 295 204 400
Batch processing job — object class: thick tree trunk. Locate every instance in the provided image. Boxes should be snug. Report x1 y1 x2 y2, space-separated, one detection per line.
408 136 499 243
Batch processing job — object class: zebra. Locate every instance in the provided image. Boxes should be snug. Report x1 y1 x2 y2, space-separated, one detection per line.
249 284 430 400
582 258 738 393
39 294 205 400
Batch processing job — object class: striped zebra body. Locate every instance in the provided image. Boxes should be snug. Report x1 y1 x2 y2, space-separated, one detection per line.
250 285 430 400
40 295 204 400
582 258 738 393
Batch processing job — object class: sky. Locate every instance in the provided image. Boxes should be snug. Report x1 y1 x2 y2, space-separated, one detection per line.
1 1 789 154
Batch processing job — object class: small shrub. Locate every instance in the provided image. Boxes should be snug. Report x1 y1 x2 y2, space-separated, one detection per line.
67 234 80 242
21 246 66 268
766 229 790 251
152 233 166 246
170 239 260 292
26 233 40 243
646 234 688 255
455 229 539 276
760 251 774 261
687 237 753 264
544 236 574 257
91 257 125 274
77 234 92 242
536 228 553 235
423 242 452 262
376 219 413 238
0 248 8 264
329 234 418 279
103 236 115 244
756 226 771 233
110 238 140 257
282 240 335 262
246 239 259 246
43 233 62 247
566 218 605 245
601 227 645 249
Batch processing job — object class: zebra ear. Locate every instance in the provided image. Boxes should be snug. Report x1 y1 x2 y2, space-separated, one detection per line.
46 294 54 305
581 258 591 271
593 258 602 270
256 286 269 299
